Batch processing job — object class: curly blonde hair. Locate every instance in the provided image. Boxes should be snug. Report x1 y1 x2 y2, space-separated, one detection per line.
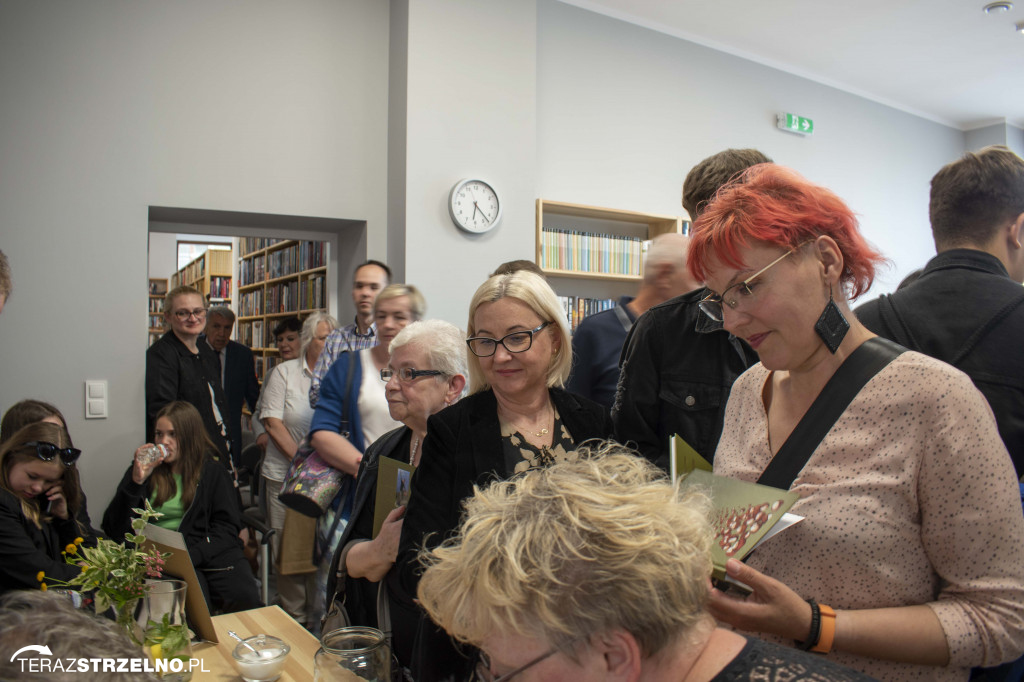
417 444 712 658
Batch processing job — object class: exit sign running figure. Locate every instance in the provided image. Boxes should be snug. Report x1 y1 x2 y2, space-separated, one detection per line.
777 112 814 135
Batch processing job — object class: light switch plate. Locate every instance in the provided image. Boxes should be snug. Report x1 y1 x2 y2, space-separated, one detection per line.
85 380 107 419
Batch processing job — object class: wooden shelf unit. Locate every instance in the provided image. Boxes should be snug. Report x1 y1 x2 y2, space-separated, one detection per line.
535 199 684 332
171 248 233 305
147 278 168 347
236 238 329 381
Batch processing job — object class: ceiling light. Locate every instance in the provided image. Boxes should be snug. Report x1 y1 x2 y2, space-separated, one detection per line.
983 1 1013 12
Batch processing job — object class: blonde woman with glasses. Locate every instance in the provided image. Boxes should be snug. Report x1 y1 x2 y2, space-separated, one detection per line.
145 284 231 461
394 270 613 679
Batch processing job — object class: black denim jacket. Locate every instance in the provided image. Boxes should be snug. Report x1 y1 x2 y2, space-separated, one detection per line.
613 287 757 472
856 249 1024 475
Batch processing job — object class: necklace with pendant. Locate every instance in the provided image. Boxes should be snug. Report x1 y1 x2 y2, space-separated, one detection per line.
505 405 553 439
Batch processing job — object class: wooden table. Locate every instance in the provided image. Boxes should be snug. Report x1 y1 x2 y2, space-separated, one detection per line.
191 606 319 680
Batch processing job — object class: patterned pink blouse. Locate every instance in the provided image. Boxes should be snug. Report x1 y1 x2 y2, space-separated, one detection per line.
714 351 1024 681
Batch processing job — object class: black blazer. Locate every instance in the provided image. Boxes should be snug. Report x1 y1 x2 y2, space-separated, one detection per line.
146 332 230 459
392 387 613 680
221 340 260 464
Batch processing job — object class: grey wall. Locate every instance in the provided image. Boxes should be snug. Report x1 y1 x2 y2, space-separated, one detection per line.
537 0 966 295
0 0 390 510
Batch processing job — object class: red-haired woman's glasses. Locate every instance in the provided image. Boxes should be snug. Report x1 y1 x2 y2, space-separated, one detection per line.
699 247 804 322
23 441 81 467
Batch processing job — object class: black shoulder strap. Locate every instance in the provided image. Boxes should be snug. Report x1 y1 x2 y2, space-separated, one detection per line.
757 337 905 490
339 351 357 438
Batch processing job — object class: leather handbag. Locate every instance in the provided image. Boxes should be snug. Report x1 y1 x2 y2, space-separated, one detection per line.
278 352 357 517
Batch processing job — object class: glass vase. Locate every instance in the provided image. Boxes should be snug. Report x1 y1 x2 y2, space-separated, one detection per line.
138 579 193 682
115 598 143 646
314 627 391 682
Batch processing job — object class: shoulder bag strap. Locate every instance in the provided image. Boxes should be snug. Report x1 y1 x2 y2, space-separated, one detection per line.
757 337 905 490
339 351 357 438
612 304 634 334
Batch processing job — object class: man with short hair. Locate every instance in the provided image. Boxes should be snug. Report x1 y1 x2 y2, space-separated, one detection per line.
309 260 390 407
857 145 1024 473
613 149 770 471
568 233 701 410
204 305 260 466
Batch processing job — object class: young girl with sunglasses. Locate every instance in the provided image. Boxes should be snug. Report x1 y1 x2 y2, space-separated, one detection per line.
102 401 260 613
0 421 89 595
1 399 103 539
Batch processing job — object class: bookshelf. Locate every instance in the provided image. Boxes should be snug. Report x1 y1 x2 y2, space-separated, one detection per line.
147 278 168 347
535 199 684 332
236 238 329 381
171 248 233 305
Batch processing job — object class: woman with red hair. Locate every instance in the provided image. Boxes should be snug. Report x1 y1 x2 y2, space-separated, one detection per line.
692 164 1024 681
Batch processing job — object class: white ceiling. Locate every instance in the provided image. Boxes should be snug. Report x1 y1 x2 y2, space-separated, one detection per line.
563 0 1024 130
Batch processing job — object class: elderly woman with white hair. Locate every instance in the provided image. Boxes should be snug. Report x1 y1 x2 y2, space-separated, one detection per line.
395 270 614 679
323 319 468 674
258 311 337 626
418 448 874 682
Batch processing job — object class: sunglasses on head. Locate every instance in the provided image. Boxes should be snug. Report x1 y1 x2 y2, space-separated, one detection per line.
23 441 81 467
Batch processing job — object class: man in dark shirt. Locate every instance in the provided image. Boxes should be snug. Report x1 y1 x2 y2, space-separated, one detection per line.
857 145 1024 474
614 149 770 471
567 233 699 410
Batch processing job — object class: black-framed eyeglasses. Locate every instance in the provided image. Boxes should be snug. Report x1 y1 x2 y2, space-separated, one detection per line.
23 441 81 467
466 321 552 358
380 367 444 383
698 241 812 322
475 647 560 682
172 308 207 321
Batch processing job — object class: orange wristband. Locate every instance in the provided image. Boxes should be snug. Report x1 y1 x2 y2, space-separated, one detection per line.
811 603 836 653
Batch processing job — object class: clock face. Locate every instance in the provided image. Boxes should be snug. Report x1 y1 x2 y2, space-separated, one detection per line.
449 179 501 233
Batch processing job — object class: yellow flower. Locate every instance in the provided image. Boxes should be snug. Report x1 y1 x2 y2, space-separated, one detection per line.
36 571 45 582
65 543 78 555
74 537 84 545
40 583 48 591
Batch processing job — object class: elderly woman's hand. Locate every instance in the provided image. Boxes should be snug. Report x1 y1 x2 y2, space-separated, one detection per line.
707 559 813 642
346 505 406 583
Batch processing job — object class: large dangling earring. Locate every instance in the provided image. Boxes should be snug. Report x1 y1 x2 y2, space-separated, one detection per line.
814 284 849 354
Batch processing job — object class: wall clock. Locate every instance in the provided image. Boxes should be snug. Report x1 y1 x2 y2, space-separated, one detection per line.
448 178 502 234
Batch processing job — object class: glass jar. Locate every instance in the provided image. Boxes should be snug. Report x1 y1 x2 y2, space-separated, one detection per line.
314 627 391 681
139 579 193 682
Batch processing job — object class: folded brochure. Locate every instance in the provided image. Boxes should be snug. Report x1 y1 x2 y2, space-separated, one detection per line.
676 469 802 583
372 455 415 538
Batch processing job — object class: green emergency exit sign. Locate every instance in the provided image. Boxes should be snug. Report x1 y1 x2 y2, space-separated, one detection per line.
777 112 814 135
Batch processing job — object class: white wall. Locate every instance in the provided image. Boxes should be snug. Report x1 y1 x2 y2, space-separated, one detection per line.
396 0 538 328
537 0 966 295
0 0 390 511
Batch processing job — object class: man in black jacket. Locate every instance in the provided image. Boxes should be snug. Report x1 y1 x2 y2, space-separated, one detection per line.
613 149 768 471
205 306 260 467
856 146 1024 475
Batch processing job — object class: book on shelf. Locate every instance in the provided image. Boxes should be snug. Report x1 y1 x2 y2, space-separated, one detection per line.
556 295 616 333
267 281 300 314
209 276 231 300
239 290 264 317
540 228 647 276
238 237 284 257
300 274 326 310
148 298 164 313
